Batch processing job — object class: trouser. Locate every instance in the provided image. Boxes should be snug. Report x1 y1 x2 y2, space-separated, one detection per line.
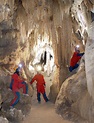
10 82 28 107
19 81 28 94
69 64 79 72
37 91 49 102
10 91 20 107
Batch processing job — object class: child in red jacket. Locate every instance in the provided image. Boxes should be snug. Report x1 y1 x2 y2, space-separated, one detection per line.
69 49 84 72
30 71 49 103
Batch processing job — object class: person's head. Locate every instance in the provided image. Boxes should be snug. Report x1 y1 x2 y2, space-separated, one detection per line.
75 46 80 53
14 67 21 75
76 49 80 53
36 69 43 75
36 70 40 74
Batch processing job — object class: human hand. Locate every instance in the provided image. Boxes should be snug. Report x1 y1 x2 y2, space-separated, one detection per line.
8 88 12 91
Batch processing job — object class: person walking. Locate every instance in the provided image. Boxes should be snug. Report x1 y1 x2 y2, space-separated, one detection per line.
30 71 49 103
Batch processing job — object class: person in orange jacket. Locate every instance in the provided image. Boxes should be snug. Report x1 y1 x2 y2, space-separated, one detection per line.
69 48 84 72
30 71 49 103
10 67 28 108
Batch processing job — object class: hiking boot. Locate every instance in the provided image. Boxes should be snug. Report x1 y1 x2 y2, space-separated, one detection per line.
23 94 29 96
9 106 14 110
10 106 13 109
38 101 41 104
46 99 49 102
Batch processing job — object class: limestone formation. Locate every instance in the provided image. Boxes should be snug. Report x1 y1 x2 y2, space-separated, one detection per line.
0 0 94 123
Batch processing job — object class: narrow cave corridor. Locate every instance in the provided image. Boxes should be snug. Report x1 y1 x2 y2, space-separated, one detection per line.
0 0 94 123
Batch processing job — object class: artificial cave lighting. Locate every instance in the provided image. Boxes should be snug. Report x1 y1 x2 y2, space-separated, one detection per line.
18 63 22 68
76 45 80 48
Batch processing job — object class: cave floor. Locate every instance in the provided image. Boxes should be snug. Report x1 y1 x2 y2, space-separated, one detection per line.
22 98 73 123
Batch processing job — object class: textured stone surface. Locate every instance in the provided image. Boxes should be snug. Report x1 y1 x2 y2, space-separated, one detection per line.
0 0 94 122
85 21 94 100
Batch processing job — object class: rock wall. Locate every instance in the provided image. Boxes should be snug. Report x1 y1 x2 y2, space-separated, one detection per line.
85 21 94 100
49 0 89 102
0 0 94 122
55 58 94 123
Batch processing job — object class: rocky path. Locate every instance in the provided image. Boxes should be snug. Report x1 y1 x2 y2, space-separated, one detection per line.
22 90 73 123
